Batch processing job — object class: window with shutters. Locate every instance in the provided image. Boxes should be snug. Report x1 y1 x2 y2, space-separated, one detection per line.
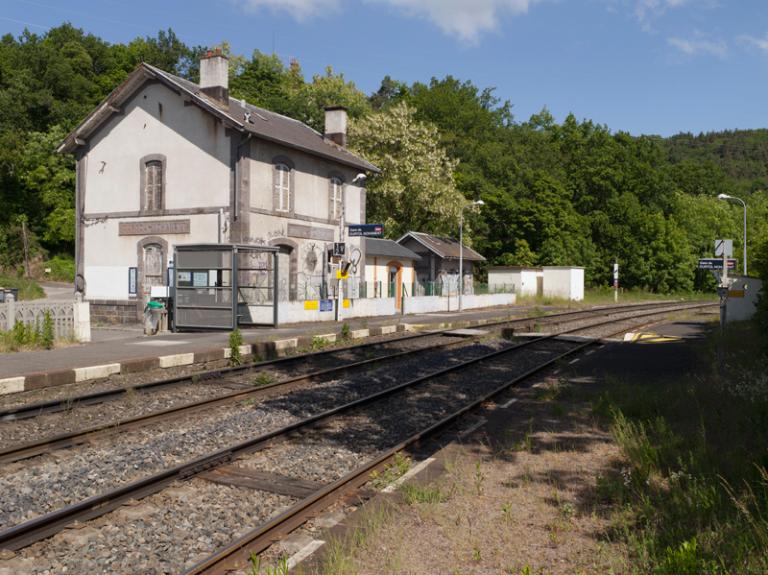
329 176 343 221
140 155 166 213
274 163 291 213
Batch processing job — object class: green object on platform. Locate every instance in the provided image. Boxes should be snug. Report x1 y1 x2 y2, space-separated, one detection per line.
147 300 165 310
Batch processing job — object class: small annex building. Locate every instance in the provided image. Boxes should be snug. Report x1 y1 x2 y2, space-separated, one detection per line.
488 266 543 297
542 266 585 301
363 238 420 303
397 231 485 294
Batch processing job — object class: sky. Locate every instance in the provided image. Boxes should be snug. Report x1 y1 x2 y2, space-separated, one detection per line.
2 0 768 136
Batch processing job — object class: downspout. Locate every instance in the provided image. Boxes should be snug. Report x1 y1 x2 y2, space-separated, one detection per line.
232 132 252 243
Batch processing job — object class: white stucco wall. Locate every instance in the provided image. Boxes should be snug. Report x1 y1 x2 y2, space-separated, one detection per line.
542 267 584 301
727 276 763 322
83 213 220 300
84 82 231 213
488 268 541 296
364 257 416 288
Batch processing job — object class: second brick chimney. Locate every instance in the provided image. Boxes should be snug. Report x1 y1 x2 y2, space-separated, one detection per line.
199 48 229 105
324 106 348 147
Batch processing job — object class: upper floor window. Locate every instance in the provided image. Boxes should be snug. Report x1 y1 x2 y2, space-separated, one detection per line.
274 163 291 213
329 176 343 221
140 154 166 213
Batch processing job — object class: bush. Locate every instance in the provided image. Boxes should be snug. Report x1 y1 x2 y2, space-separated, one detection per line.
41 311 54 350
43 255 75 282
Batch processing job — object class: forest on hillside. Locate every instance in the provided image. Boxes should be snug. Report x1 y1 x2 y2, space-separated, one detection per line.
2 24 768 292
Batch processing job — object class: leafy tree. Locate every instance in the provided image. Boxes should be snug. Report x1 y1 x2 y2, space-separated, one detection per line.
349 102 465 239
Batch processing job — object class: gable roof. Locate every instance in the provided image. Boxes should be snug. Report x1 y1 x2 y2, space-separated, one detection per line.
57 63 379 173
397 231 486 262
364 238 421 261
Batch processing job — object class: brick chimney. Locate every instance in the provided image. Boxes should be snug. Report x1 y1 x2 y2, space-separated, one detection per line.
199 48 229 105
324 106 348 147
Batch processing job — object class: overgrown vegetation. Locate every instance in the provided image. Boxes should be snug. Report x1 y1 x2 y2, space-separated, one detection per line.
593 321 768 574
3 24 768 292
228 328 243 366
0 314 60 352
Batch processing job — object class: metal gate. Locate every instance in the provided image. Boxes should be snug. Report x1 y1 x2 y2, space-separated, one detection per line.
173 244 278 331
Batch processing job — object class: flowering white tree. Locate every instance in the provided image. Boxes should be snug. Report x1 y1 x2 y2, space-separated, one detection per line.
349 102 467 239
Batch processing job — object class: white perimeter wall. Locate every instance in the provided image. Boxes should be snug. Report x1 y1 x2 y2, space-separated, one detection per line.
263 293 517 325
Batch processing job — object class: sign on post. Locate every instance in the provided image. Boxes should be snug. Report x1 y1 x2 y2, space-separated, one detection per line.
333 242 346 257
714 239 733 258
698 258 736 270
347 224 384 237
612 263 619 288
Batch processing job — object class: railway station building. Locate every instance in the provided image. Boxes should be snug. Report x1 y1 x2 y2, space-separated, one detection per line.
58 49 378 322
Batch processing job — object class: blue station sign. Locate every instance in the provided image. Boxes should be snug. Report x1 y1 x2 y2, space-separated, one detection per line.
698 258 736 270
347 223 384 237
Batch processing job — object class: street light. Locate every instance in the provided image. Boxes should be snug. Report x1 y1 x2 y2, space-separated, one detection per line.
717 193 747 276
458 199 484 312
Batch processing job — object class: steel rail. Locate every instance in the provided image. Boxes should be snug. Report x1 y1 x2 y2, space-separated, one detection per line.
0 300 709 464
183 315 649 575
0 299 704 422
0 301 714 552
0 336 472 464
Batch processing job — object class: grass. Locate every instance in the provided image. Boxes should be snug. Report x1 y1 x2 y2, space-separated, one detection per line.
229 328 244 366
592 320 768 575
400 482 451 505
369 452 411 489
0 274 44 300
516 287 715 309
251 371 277 386
296 501 394 575
0 314 64 352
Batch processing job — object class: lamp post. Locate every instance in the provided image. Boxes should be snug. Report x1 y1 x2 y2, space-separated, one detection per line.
458 199 484 312
717 193 747 276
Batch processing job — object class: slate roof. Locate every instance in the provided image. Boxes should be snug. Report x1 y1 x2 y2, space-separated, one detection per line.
397 231 486 261
365 238 421 261
58 63 379 173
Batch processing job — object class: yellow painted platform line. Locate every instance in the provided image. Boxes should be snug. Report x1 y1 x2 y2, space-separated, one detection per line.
624 332 682 344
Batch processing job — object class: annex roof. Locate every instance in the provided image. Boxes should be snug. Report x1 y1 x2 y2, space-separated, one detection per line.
364 238 421 261
396 231 486 262
57 63 379 174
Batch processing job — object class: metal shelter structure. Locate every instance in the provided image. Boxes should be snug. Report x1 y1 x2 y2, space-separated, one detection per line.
173 244 279 331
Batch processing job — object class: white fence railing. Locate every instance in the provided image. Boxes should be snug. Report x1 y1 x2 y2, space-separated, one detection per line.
2 295 91 342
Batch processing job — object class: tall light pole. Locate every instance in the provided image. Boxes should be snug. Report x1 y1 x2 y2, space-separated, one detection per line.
459 199 484 312
718 193 747 276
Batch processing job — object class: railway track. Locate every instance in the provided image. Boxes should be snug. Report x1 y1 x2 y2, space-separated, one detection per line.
0 300 714 573
0 299 701 423
0 300 706 464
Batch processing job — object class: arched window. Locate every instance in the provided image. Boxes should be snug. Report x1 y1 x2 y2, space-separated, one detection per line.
329 176 343 221
140 155 165 213
274 163 291 213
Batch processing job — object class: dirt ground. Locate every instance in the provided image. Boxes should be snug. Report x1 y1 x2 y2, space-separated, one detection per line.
342 372 630 575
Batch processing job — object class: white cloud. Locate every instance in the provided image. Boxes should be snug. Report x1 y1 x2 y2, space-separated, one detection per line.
739 34 768 52
236 0 341 21
668 35 727 58
369 0 540 43
635 0 694 23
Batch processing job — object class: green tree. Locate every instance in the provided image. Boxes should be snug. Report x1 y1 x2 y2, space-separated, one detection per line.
349 102 465 239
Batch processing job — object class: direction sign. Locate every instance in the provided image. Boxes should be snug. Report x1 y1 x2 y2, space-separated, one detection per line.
698 258 736 270
347 223 384 237
714 239 733 258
